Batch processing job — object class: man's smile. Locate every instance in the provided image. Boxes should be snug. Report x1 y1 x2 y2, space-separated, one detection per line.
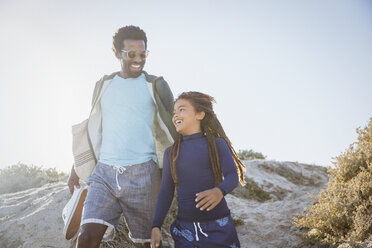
129 63 142 72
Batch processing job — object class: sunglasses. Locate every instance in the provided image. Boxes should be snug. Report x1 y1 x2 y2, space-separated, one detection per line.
121 49 149 59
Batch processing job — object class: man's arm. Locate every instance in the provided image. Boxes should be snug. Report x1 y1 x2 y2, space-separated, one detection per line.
91 81 100 107
155 77 174 114
154 77 179 141
91 77 105 107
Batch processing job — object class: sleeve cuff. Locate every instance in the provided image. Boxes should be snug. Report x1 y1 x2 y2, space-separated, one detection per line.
152 225 161 230
216 186 227 196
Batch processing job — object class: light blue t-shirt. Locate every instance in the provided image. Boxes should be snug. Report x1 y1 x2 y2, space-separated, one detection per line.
98 73 157 166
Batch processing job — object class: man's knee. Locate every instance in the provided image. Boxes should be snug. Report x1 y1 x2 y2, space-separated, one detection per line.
77 230 101 248
77 230 100 247
77 224 106 248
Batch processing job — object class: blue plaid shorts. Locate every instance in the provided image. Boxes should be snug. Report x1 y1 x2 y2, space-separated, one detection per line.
81 160 161 243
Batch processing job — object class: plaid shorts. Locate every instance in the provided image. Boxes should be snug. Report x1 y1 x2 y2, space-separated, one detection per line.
81 159 161 243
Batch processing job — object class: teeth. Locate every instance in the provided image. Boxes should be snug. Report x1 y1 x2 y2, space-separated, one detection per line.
176 120 182 124
131 64 140 68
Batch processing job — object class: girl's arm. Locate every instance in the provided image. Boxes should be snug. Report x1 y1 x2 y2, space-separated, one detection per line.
215 138 239 195
152 147 175 229
195 138 239 211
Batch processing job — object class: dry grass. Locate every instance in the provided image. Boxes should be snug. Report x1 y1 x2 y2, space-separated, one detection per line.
0 163 67 194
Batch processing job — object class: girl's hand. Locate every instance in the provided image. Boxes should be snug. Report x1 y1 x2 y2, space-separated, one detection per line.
195 187 223 211
151 227 162 248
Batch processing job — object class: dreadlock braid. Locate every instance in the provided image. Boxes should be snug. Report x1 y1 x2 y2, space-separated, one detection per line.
169 92 246 188
169 134 182 187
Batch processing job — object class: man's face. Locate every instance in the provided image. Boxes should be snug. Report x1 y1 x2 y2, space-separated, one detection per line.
116 39 146 78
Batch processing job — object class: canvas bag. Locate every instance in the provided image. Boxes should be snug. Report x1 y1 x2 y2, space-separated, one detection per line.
72 119 96 181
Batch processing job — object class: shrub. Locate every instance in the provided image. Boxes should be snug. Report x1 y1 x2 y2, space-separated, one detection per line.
0 163 68 194
233 217 245 227
293 118 372 243
232 176 272 202
237 149 266 160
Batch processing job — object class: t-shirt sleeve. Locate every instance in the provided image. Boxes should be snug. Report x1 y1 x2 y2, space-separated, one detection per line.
152 147 175 229
215 138 239 195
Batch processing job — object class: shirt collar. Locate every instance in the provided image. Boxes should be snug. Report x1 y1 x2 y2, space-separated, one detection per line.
182 132 204 141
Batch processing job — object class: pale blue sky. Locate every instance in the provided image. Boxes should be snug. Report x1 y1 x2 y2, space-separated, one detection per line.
0 0 371 172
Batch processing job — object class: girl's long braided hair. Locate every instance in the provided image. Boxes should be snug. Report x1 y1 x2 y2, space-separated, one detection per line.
169 91 246 188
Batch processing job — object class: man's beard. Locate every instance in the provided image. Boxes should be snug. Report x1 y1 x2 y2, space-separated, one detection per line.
123 61 144 78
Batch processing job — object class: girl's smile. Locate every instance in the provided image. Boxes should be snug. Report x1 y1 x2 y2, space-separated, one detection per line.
173 99 205 136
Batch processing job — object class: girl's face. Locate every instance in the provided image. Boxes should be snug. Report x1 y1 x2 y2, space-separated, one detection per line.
173 99 205 135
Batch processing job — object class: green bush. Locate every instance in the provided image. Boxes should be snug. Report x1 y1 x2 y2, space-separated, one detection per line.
293 118 372 244
237 149 266 160
232 176 272 202
0 163 68 194
233 217 245 227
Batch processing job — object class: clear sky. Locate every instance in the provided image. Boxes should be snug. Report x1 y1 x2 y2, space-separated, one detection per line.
0 0 371 172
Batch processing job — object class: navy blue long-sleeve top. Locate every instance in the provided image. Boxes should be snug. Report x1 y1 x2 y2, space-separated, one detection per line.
152 132 239 229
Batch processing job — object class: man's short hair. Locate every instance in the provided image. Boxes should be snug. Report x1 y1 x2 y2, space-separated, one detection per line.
112 25 147 54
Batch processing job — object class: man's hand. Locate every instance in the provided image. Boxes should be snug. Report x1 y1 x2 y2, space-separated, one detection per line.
195 187 224 211
151 227 162 248
67 165 80 194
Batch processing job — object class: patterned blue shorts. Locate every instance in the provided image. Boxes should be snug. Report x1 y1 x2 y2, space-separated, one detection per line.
170 215 240 248
81 160 161 243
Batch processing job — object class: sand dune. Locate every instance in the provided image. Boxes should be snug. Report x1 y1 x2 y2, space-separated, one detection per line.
0 182 71 247
2 160 368 248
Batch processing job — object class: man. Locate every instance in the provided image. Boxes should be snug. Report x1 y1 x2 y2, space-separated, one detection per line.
67 25 177 248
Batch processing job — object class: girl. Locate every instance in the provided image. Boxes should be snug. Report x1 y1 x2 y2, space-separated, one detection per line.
151 92 246 248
